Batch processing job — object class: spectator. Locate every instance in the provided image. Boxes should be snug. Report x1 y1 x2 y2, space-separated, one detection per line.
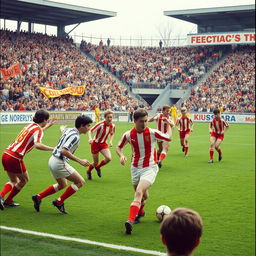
159 40 163 48
160 208 203 256
107 38 111 47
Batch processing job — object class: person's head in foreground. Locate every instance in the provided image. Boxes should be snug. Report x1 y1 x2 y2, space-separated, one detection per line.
160 208 203 256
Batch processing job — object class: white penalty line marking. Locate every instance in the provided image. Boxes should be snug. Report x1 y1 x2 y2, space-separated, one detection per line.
0 226 165 256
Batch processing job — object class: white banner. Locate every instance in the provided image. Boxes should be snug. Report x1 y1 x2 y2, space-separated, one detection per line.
187 32 255 45
0 111 129 124
190 113 255 124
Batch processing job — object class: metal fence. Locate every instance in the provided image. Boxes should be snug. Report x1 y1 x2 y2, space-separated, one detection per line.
72 33 187 47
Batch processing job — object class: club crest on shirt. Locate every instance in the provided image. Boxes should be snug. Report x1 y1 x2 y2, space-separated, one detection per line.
145 135 150 142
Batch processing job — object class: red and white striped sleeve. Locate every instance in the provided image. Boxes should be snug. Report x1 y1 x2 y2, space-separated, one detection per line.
153 129 170 141
90 122 103 133
117 131 129 148
33 128 43 143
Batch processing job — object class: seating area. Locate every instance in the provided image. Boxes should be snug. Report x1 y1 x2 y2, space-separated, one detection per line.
0 30 144 111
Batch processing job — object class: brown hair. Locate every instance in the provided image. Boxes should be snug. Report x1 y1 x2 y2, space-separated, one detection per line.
33 110 49 123
163 105 170 111
104 110 113 118
133 109 148 121
160 208 202 255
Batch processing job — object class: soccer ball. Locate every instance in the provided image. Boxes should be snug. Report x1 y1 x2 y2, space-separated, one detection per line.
156 205 171 222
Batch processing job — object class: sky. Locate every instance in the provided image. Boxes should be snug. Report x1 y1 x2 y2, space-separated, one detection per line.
1 0 255 46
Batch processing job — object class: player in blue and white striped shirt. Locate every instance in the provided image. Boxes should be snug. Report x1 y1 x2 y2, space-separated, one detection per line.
32 115 93 214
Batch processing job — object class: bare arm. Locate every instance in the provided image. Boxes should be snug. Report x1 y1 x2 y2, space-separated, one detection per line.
222 125 229 134
88 130 93 144
209 123 212 134
34 142 54 151
42 118 57 131
148 113 158 122
61 148 90 167
116 146 127 165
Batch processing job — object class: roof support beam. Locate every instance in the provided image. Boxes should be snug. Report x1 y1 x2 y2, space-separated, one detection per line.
66 23 81 35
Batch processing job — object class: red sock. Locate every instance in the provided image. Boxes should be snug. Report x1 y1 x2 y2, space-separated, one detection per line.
217 149 222 155
5 185 21 203
0 182 13 198
210 150 214 160
128 201 141 222
96 160 107 169
56 184 78 205
87 164 94 173
185 147 189 155
138 201 145 216
159 152 167 162
37 184 59 200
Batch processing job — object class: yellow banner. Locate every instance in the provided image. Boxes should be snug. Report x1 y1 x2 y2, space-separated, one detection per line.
39 85 86 98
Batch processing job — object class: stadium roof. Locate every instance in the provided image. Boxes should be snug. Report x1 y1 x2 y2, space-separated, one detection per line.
164 5 255 32
1 0 117 26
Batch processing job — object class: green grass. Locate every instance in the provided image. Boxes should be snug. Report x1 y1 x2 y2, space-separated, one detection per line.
0 122 255 256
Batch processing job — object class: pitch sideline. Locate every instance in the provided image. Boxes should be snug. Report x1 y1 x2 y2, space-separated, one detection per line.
0 225 165 256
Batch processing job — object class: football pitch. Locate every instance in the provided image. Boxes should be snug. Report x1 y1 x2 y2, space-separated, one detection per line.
0 122 255 256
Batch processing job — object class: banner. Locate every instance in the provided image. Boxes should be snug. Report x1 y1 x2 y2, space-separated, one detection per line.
0 111 129 124
39 85 86 98
0 63 22 79
190 113 255 124
187 32 256 46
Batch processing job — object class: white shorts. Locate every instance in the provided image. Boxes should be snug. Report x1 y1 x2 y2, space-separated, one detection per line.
131 164 159 185
48 155 76 179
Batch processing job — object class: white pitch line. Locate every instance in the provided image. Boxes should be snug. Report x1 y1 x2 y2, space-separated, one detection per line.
0 226 166 256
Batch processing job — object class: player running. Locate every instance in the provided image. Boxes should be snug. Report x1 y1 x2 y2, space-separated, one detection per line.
208 108 229 163
170 105 177 124
116 109 170 234
94 104 101 123
148 105 174 168
32 115 92 214
86 110 115 180
176 107 194 157
0 110 55 210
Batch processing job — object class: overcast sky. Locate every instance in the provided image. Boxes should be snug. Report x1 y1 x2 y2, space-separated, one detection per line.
1 0 254 46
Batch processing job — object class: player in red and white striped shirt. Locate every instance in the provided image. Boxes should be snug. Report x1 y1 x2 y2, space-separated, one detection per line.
87 110 115 180
0 110 55 210
116 109 170 234
176 107 194 156
208 108 229 163
148 105 174 168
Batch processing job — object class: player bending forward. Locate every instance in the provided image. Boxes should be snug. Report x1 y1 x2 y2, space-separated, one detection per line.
148 105 174 168
116 109 170 234
176 107 194 157
208 108 229 163
87 110 115 180
32 115 92 214
0 110 55 210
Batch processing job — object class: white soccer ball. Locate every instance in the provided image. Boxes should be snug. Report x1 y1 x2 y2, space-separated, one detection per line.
156 205 171 222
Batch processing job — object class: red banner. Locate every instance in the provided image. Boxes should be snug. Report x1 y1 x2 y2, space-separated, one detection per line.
0 63 22 79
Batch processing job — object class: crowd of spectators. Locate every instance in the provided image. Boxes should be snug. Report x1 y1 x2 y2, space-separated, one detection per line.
0 30 144 112
81 40 223 89
182 45 255 113
1 30 254 114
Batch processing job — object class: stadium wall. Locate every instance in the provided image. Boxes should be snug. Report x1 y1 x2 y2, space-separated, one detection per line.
0 112 255 124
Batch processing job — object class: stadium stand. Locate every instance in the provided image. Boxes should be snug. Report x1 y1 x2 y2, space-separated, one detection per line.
181 45 255 113
81 41 224 89
0 30 144 111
